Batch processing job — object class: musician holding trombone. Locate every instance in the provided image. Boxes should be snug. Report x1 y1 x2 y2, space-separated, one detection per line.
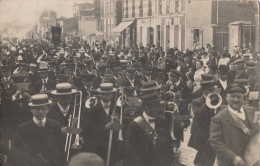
83 83 123 166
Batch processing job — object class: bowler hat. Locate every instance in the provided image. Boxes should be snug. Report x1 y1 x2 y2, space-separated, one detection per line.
97 83 116 93
168 69 182 77
51 83 77 95
139 80 161 92
200 74 216 89
234 59 244 64
28 94 52 107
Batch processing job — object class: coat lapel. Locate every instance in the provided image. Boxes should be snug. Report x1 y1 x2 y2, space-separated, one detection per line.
225 108 244 131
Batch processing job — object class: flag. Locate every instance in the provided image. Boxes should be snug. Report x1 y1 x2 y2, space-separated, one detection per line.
51 26 62 45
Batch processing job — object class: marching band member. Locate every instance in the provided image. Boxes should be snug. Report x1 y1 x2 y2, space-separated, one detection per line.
124 81 174 166
11 94 66 166
83 83 123 165
210 84 259 166
188 74 217 166
48 83 77 132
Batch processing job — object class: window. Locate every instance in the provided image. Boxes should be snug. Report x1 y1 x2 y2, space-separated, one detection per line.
192 28 203 48
140 27 143 45
132 0 135 17
139 0 143 17
125 0 128 18
148 0 152 16
175 0 179 12
159 0 162 14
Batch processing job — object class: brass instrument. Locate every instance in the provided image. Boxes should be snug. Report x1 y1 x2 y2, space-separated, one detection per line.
117 88 126 141
205 93 222 111
106 90 118 166
85 96 98 109
65 91 83 161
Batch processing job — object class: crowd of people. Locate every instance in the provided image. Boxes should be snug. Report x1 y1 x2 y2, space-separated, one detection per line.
0 38 259 166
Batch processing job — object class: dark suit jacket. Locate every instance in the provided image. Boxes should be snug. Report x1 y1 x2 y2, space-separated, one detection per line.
210 106 259 166
32 78 56 94
48 102 74 126
82 101 118 163
215 79 230 104
11 118 66 166
124 116 173 166
188 96 216 151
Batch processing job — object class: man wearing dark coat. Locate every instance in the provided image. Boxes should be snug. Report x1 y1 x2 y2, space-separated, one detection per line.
11 94 66 166
210 84 259 166
215 65 230 104
83 83 122 166
48 83 77 127
188 75 217 166
124 81 174 166
32 65 56 94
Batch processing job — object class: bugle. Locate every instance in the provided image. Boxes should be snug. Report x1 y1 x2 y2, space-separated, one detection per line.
65 91 83 161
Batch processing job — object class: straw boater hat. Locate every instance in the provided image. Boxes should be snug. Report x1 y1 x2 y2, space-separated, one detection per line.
38 62 49 73
51 83 77 95
28 94 52 107
97 83 116 93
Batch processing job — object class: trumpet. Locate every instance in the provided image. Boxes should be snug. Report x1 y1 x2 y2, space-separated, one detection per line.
205 93 222 110
65 91 83 161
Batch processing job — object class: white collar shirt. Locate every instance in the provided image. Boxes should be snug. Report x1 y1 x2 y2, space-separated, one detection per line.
42 77 48 90
143 112 156 130
219 79 227 90
33 117 46 127
101 101 111 116
228 105 245 121
58 102 70 117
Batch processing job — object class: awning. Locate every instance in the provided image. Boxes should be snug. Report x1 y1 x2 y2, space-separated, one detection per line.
112 21 134 33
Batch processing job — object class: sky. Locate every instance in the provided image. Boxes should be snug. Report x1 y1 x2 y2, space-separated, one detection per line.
0 0 92 28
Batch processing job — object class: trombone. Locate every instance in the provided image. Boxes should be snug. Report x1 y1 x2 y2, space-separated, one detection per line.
65 91 83 161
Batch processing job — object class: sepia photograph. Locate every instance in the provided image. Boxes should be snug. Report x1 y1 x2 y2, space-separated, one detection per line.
0 0 259 166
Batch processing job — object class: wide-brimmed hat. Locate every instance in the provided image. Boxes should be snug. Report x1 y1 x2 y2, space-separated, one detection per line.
97 83 116 93
28 94 52 107
51 83 77 95
168 69 182 77
200 74 216 89
38 62 49 73
139 80 161 92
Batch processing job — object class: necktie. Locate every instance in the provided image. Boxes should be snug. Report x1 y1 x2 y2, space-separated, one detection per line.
43 80 47 90
148 119 156 123
104 104 110 109
38 121 44 127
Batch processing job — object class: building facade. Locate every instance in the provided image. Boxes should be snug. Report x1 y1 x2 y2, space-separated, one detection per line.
73 2 97 44
103 0 123 46
38 10 57 40
186 0 257 52
116 0 185 50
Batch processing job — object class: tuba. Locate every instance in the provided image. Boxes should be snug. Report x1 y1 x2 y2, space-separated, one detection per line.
205 93 222 110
